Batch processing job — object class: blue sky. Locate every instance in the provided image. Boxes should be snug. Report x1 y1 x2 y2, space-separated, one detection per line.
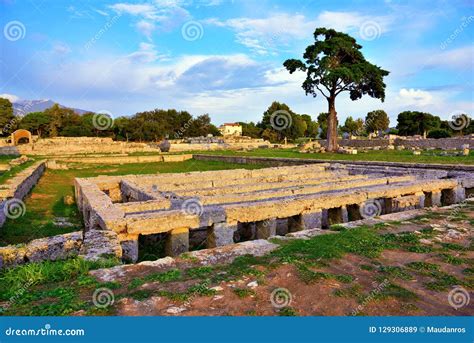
0 0 473 125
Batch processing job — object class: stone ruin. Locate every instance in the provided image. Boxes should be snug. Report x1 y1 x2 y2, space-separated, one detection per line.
74 162 473 263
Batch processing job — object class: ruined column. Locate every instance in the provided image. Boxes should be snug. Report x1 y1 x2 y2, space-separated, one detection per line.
165 227 189 257
341 206 349 223
454 186 466 203
207 222 236 248
289 211 323 231
414 192 425 209
121 238 139 263
256 218 277 239
431 191 442 207
301 210 323 229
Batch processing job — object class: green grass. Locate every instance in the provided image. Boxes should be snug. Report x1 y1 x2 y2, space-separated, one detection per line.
127 269 182 290
295 262 353 284
438 253 466 265
333 284 363 298
0 159 36 184
406 262 440 272
0 159 265 246
378 265 414 281
374 283 418 301
196 148 474 165
233 288 256 298
273 227 390 261
0 256 120 315
278 306 298 316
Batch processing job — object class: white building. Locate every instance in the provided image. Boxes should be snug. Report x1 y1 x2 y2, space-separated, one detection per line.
219 123 242 136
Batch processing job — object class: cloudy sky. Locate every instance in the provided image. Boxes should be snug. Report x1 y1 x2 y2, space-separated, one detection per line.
0 0 473 125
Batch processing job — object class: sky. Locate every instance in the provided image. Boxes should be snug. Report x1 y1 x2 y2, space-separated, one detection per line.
0 0 473 126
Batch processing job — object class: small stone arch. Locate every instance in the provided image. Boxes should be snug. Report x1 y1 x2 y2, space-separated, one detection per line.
11 129 32 145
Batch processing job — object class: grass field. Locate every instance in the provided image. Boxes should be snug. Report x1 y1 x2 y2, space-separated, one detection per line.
194 148 474 165
0 160 265 246
1 204 472 316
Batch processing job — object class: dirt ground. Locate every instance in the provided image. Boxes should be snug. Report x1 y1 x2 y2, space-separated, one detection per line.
108 205 474 316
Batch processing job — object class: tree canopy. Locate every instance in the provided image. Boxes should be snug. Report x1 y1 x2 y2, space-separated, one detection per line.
365 110 390 134
0 98 16 136
283 27 389 151
396 111 441 136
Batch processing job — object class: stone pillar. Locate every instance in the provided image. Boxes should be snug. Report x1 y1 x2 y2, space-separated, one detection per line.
341 206 349 223
431 191 442 207
207 222 236 248
415 192 425 209
301 210 322 229
321 209 329 229
454 186 466 203
121 238 139 263
165 228 189 257
256 218 277 239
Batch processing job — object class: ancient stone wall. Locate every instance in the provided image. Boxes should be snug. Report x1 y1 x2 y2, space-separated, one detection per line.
0 147 20 156
316 137 473 150
75 161 472 262
0 161 46 227
56 154 193 164
193 154 474 172
394 137 473 150
0 231 82 269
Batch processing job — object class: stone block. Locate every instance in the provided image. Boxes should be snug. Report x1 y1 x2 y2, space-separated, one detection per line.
165 228 189 257
256 219 277 239
80 229 122 262
207 222 236 248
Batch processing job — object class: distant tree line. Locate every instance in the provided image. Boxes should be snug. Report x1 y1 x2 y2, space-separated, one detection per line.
0 99 220 141
0 97 471 143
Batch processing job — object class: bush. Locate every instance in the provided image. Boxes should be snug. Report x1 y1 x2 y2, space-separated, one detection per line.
427 129 452 139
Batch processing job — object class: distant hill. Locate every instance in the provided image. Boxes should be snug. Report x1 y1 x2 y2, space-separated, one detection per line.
13 99 90 116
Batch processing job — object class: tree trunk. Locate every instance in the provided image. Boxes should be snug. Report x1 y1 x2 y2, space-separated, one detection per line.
326 96 338 152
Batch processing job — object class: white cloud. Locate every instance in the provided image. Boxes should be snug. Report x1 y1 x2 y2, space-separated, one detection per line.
206 11 395 55
206 14 315 54
110 3 157 18
397 88 434 107
53 42 71 55
126 42 166 63
0 93 19 103
426 45 474 69
136 20 156 40
316 11 393 35
110 1 190 37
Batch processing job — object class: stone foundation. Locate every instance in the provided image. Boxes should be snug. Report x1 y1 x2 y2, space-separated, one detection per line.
0 231 82 269
75 161 473 260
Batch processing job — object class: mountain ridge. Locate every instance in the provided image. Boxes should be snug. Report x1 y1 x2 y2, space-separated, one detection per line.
12 99 91 116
